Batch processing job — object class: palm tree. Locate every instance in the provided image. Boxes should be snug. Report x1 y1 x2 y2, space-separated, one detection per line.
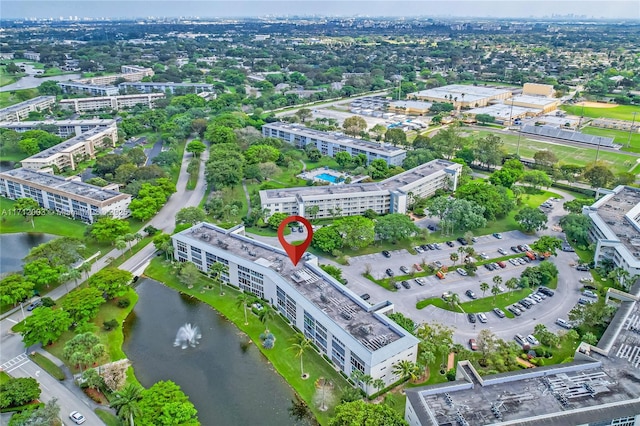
448 293 461 311
259 304 276 333
457 246 466 259
79 262 91 281
111 384 143 426
392 360 416 381
372 378 385 394
115 239 127 258
236 292 251 325
289 333 312 378
65 268 82 292
491 285 502 304
123 233 135 253
166 245 175 261
450 252 459 266
208 262 228 295
480 282 490 298
350 369 365 385
493 275 504 299
505 277 519 293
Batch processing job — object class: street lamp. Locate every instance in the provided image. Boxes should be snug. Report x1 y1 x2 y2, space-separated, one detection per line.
516 123 523 156
626 111 638 149
595 137 602 163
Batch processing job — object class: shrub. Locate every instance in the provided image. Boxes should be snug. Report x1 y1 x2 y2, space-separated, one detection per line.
262 338 275 349
117 298 130 308
446 368 457 381
103 319 119 331
40 297 55 307
144 225 159 235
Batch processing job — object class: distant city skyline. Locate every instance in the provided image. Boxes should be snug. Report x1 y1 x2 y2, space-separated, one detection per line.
1 1 638 20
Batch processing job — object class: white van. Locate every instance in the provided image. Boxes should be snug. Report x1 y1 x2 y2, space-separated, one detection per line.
555 318 572 329
514 334 526 346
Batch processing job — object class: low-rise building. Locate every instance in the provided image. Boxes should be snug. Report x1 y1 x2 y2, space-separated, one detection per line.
505 95 561 114
260 159 462 219
23 52 40 61
74 65 154 86
522 82 555 98
584 185 640 277
0 96 56 122
0 168 131 222
0 119 117 138
118 81 214 94
388 100 432 115
466 104 538 125
408 84 513 108
59 93 165 112
57 81 119 96
262 122 407 166
172 223 420 395
20 126 118 171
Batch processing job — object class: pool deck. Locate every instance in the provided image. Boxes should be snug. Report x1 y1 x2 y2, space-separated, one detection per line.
298 168 368 185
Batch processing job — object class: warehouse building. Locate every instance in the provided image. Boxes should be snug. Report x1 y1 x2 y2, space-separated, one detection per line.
259 159 462 219
0 168 131 222
388 100 433 115
172 223 420 395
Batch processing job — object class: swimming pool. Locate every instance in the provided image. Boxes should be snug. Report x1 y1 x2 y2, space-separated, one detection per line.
316 173 339 183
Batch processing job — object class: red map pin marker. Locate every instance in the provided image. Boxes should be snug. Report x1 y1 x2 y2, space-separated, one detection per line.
277 215 314 266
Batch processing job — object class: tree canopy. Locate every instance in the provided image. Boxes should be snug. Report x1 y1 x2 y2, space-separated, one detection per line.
137 380 199 426
374 213 419 243
330 400 407 426
21 307 72 346
88 268 133 299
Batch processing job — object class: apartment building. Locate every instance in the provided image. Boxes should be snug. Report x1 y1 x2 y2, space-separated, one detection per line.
21 126 118 171
260 159 462 219
59 93 165 112
57 81 119 96
583 185 640 277
408 84 513 108
0 96 56 121
172 223 420 395
118 82 214 94
74 65 154 86
0 119 117 138
23 52 40 61
0 168 131 222
262 122 407 166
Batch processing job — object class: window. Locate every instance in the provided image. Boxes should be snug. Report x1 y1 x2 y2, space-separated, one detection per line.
303 311 315 339
350 353 365 375
315 323 327 353
331 338 345 370
177 241 187 254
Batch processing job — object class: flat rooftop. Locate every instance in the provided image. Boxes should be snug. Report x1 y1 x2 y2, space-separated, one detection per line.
0 119 117 128
57 81 116 89
261 159 458 201
468 104 535 119
119 82 213 87
0 168 128 203
0 96 54 113
26 127 113 160
591 186 640 258
410 84 512 102
389 100 433 110
507 95 560 107
264 122 407 156
59 93 164 102
176 223 404 352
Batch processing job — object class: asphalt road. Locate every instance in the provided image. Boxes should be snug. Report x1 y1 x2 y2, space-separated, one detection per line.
0 62 81 92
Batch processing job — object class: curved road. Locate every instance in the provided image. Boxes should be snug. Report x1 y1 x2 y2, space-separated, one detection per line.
1 62 81 92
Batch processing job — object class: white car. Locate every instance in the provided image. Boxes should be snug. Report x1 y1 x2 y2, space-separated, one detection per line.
498 248 507 255
479 252 489 260
477 313 488 323
414 246 424 253
509 258 519 265
526 334 540 345
456 268 468 276
69 411 86 425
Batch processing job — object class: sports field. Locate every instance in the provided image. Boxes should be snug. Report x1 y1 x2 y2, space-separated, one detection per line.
581 126 640 153
560 103 640 122
472 130 640 175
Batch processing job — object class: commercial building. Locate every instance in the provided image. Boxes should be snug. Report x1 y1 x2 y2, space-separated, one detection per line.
388 100 432 115
466 104 538 125
0 168 131 222
584 185 640 277
172 223 420 394
0 119 117 138
57 81 119 96
74 65 154 86
404 278 640 425
505 95 561 114
21 126 118 171
408 84 513 108
0 96 56 121
59 93 165 112
118 82 214 94
259 159 462 219
262 122 407 166
523 82 555 98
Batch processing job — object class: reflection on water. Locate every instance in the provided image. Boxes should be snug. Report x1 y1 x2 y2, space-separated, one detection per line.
0 233 56 274
123 279 306 426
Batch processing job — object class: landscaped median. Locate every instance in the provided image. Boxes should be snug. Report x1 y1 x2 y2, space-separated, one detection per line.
144 257 350 426
416 288 533 318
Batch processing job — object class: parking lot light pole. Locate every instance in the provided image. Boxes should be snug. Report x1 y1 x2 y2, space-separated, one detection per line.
626 111 638 148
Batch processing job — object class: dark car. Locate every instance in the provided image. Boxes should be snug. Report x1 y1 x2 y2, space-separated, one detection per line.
298 226 304 232
539 287 555 296
421 244 430 251
511 246 520 253
519 299 533 309
427 244 436 250
484 263 494 271
492 233 503 239
521 256 531 263
386 268 394 277
467 313 477 323
382 250 391 258
427 225 437 231
465 290 477 299
446 241 455 247
517 245 526 252
360 293 371 301
576 264 590 271
26 299 42 311
457 237 468 246
401 280 411 289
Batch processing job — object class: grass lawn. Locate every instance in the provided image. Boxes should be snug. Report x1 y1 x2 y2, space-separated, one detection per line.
0 149 28 163
186 159 200 190
560 104 640 122
471 129 638 174
29 352 65 380
0 371 11 384
383 392 407 418
417 288 533 319
95 409 124 426
533 332 581 364
145 257 350 425
0 88 39 108
581 126 640 153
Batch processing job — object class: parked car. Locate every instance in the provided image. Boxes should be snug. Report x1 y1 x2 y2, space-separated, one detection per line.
446 241 455 247
442 291 452 299
479 252 489 260
436 271 446 280
382 250 391 258
472 237 479 243
465 289 477 299
69 412 86 425
579 277 594 284
493 308 506 318
511 246 520 253
509 258 519 266
401 280 411 289
527 334 540 345
415 278 426 286
576 264 590 271
497 261 507 268
434 261 443 268
498 248 507 255
556 318 572 329
530 293 543 302
26 299 42 311
492 233 503 239
514 333 526 345
519 299 533 308
457 237 468 246
298 226 304 233
400 266 409 274
484 263 495 271
539 287 555 297
386 268 394 277
414 246 424 254
467 313 477 323
433 243 441 250
427 244 436 250
583 290 598 298
427 225 437 231
360 293 371 301
413 263 424 272
507 306 522 316
477 313 488 323
517 245 526 252
469 339 478 351
457 268 468 276
422 244 431 251
578 297 594 305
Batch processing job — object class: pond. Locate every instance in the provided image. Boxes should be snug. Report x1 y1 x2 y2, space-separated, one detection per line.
0 233 56 274
123 279 307 426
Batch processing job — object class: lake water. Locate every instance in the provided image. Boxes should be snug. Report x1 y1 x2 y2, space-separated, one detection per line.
0 233 56 274
123 279 306 426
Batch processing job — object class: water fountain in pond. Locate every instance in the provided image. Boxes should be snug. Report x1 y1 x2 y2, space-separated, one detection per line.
173 323 202 349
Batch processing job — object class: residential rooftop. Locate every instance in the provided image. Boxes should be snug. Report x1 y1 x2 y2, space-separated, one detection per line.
0 96 55 114
27 127 114 160
0 168 128 203
0 119 117 128
175 223 409 353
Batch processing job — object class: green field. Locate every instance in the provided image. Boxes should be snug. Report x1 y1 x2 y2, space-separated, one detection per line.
560 104 640 122
581 126 640 153
472 130 639 174
0 88 39 108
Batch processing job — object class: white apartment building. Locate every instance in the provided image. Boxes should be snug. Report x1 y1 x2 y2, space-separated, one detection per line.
21 126 118 171
583 185 640 277
172 223 420 394
0 96 56 122
0 168 131 222
74 65 154 86
59 93 165 112
118 82 214 94
260 159 462 219
262 122 407 166
23 52 41 61
0 119 117 138
57 81 119 96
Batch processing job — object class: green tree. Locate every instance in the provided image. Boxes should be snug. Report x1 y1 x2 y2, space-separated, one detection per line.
479 282 490 297
0 378 41 409
244 144 280 164
0 274 34 307
13 197 43 228
311 225 344 253
205 159 244 190
343 116 367 136
329 400 407 426
21 307 72 346
306 205 320 221
563 198 594 214
533 150 559 169
491 285 502 304
450 252 459 265
387 312 416 333
208 262 228 295
456 181 514 220
61 287 105 324
475 113 495 125
204 124 237 145
522 170 552 189
259 304 276 333
385 128 407 146
38 80 62 95
236 292 252 325
368 158 389 179
88 268 133 299
23 258 64 289
569 298 616 329
335 151 353 169
473 133 503 170
489 159 524 189
289 333 312 378
582 331 598 345
583 163 615 188
334 216 375 251
18 138 40 155
175 207 206 226
179 262 201 289
90 217 129 244
560 213 592 246
267 212 288 230
295 108 313 122
63 333 106 372
137 380 198 426
374 213 419 243
8 398 60 424
185 140 206 157
392 360 420 382
111 384 143 426
515 207 548 233
531 235 563 256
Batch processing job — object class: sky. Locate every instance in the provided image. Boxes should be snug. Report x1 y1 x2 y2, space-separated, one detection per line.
1 0 638 20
